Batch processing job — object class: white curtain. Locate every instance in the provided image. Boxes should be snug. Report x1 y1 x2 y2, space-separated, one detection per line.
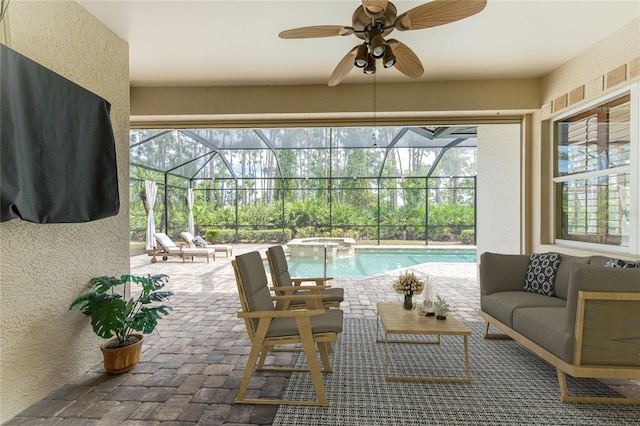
145 180 158 251
187 188 195 236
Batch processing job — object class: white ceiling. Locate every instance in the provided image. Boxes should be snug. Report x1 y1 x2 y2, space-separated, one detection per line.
77 0 640 87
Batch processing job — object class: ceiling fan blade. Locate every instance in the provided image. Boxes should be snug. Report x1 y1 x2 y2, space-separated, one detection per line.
328 47 358 87
387 40 424 78
279 25 354 39
395 0 487 31
362 0 389 17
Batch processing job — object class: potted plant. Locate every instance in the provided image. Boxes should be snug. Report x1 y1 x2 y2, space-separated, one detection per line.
69 274 173 374
205 229 220 244
433 295 450 320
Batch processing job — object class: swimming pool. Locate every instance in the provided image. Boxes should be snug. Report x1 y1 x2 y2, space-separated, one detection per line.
273 249 476 279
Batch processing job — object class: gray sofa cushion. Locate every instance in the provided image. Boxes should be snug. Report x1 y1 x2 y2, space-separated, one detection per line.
564 263 640 336
513 307 574 363
481 291 566 328
589 255 613 267
553 254 591 300
479 252 530 295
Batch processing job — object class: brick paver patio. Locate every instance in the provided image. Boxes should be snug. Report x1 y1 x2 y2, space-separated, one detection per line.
6 244 639 424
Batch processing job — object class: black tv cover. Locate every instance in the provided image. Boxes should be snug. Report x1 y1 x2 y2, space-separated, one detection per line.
1 44 120 223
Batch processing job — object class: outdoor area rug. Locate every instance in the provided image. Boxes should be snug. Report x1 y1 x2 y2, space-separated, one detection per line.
272 318 640 425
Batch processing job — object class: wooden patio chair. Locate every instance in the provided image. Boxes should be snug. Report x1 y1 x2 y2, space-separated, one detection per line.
266 245 344 310
232 251 343 406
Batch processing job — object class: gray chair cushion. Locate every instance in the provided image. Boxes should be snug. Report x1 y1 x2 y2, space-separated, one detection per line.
267 309 344 338
236 250 344 338
268 245 294 287
268 244 343 303
235 251 274 314
513 307 574 363
481 291 566 328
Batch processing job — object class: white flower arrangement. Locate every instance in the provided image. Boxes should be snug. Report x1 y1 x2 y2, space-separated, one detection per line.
392 271 425 296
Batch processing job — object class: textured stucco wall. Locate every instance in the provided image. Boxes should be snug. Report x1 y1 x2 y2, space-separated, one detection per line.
529 17 640 257
477 124 522 256
0 1 129 421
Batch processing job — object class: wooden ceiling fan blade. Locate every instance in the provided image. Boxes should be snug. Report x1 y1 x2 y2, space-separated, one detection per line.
388 40 424 78
396 0 487 31
362 0 389 17
328 47 358 87
279 25 354 39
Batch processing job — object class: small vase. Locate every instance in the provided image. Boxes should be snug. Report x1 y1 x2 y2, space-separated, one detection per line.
403 294 414 310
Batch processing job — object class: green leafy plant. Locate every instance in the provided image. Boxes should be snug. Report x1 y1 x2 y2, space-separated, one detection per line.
205 229 220 243
433 294 450 318
70 274 173 345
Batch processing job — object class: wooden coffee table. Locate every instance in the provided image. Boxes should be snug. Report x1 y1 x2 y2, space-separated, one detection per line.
376 302 472 382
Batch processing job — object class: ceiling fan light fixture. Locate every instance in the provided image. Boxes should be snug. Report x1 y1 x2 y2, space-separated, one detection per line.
354 43 369 68
370 33 386 59
364 56 376 75
383 45 396 68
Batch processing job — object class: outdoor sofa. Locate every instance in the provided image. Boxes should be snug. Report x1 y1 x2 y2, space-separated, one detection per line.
478 251 640 404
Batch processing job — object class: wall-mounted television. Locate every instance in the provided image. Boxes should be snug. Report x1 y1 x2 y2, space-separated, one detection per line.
1 44 120 223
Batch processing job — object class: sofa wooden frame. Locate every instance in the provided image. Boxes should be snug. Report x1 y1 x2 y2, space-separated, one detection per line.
479 290 640 405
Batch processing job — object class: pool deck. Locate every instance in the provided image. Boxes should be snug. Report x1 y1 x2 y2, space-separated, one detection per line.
7 243 639 425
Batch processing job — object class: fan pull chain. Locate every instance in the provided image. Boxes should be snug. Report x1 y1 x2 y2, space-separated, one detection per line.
372 73 377 146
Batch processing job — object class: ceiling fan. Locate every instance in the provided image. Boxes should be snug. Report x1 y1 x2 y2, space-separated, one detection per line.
279 0 487 86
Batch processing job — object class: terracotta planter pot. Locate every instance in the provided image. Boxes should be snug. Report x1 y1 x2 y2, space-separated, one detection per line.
100 334 144 374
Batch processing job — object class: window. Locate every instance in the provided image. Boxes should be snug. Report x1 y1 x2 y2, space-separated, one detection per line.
553 84 639 253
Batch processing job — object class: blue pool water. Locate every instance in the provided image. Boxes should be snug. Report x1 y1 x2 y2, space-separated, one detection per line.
275 249 476 279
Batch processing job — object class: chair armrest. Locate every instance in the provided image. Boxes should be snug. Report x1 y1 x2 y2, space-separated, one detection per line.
291 277 333 285
272 294 329 301
237 309 325 319
270 285 332 293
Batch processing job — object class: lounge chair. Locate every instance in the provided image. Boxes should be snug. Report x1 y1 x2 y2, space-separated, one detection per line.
266 245 344 310
232 251 343 406
180 231 233 257
150 232 215 263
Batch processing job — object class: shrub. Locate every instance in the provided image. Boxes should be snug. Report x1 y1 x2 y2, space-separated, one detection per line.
460 229 476 244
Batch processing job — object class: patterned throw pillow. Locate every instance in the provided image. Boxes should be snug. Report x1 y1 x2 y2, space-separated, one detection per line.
604 258 640 268
523 253 561 297
192 236 207 247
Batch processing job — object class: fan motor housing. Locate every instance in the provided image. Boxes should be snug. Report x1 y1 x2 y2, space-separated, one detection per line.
352 3 397 39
